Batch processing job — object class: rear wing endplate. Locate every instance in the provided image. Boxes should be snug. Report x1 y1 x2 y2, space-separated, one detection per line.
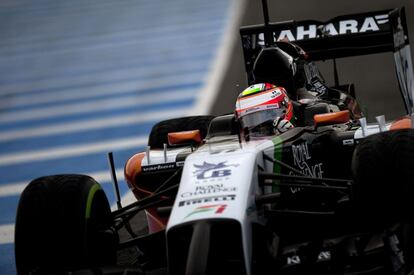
240 8 414 114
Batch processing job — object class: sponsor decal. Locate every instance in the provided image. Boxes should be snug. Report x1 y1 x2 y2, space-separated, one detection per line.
256 14 389 44
237 89 280 112
287 255 301 265
342 139 355 146
176 161 185 167
292 142 324 178
193 161 239 182
317 251 331 261
270 89 282 98
310 78 327 95
142 163 176 173
184 204 227 219
285 251 330 265
180 183 237 198
178 194 236 207
290 142 324 193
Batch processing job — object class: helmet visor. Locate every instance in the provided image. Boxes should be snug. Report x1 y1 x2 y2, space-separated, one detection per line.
240 107 286 137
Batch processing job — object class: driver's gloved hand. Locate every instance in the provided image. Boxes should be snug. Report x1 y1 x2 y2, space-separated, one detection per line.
273 117 294 134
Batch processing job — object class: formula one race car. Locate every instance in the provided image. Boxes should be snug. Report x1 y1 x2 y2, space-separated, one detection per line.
14 4 414 275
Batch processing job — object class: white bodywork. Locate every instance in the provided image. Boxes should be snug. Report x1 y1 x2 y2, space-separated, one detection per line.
163 137 274 275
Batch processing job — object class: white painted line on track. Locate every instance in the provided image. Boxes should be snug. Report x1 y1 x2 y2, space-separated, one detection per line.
0 136 147 166
0 89 196 123
0 168 125 198
0 72 204 110
0 58 209 97
0 18 224 56
0 40 216 89
0 2 225 51
0 107 188 142
0 224 14 245
0 28 219 66
0 169 125 198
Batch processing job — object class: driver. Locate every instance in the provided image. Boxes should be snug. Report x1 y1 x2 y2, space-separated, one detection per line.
252 40 324 102
235 83 294 139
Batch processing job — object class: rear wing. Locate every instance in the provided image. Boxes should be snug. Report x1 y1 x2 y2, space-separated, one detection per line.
240 7 414 114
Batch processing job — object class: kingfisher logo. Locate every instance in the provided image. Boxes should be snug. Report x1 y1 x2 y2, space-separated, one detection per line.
257 14 390 44
184 204 227 219
193 161 239 180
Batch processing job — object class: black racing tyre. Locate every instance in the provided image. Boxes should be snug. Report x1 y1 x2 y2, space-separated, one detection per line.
352 128 414 217
148 115 215 149
15 174 117 274
352 129 414 272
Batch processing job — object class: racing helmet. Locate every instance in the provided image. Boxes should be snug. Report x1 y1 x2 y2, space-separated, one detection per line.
235 83 294 138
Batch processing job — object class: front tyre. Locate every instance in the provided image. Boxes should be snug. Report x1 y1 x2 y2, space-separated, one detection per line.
15 174 117 274
352 129 414 274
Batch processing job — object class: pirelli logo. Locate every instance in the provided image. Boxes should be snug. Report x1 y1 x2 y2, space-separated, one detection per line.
178 194 236 207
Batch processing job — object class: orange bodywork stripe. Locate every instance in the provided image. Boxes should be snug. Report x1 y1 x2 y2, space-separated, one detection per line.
390 117 412 130
168 130 201 146
124 152 145 192
314 110 350 126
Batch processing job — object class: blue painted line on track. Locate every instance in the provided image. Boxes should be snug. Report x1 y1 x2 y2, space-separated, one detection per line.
0 18 224 59
0 52 212 90
0 103 193 155
0 21 224 58
0 244 15 274
0 96 196 132
0 1 225 25
0 147 144 186
0 195 19 225
0 5 227 42
0 121 153 155
0 115 177 155
0 81 201 114
0 0 225 19
0 28 221 68
0 48 213 86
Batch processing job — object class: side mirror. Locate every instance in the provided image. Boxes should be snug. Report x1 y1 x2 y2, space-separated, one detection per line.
314 110 350 127
167 130 202 146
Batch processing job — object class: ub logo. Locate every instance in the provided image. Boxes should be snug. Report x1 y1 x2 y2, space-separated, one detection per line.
193 161 239 180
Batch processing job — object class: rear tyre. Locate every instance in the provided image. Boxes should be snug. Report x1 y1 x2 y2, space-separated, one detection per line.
15 174 117 274
148 115 215 149
352 129 414 273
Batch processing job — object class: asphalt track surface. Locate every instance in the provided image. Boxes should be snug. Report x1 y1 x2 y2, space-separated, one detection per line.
0 0 231 273
212 0 414 122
